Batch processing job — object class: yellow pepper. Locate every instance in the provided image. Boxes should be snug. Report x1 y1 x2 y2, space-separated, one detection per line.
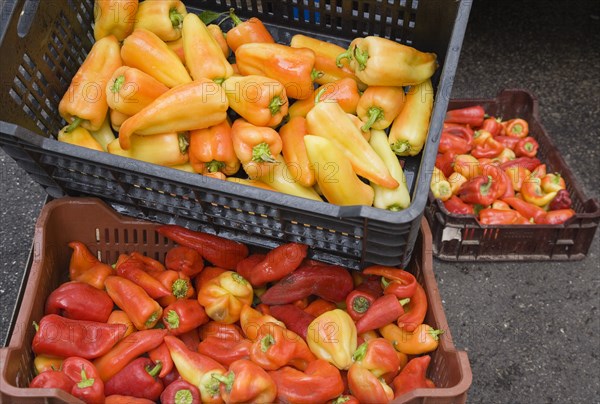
106 66 169 116
197 271 254 324
306 309 357 370
57 125 104 152
93 0 138 41
279 116 315 188
448 172 468 195
108 132 189 167
379 323 443 355
133 0 187 41
239 304 285 342
109 109 129 132
430 166 453 202
89 115 116 152
226 177 276 192
34 355 64 375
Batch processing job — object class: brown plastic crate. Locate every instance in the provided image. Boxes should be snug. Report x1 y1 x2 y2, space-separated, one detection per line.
425 89 600 261
0 197 471 403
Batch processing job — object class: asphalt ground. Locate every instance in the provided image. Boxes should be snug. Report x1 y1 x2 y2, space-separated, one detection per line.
1 1 599 403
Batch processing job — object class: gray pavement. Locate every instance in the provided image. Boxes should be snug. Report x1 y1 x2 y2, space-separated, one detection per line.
1 1 599 403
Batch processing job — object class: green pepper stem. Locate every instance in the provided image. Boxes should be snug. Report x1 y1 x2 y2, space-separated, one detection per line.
146 360 163 378
252 142 276 163
351 342 368 362
166 310 180 329
480 175 493 196
351 296 371 314
427 328 445 341
213 78 225 85
269 95 286 116
172 278 189 298
399 298 411 306
212 371 235 392
77 367 95 388
361 107 383 131
170 7 185 28
110 75 125 93
232 272 248 285
145 311 160 327
353 46 369 71
314 87 328 104
260 334 275 352
311 68 324 81
206 160 226 174
335 47 353 68
390 140 411 155
178 132 189 154
229 8 243 25
174 389 194 404
32 321 39 332
65 117 83 133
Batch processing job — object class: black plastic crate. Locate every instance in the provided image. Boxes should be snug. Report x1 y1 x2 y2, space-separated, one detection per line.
425 89 600 261
0 0 472 269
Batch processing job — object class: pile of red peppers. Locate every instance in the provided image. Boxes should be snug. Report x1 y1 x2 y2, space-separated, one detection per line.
29 225 443 403
432 105 575 225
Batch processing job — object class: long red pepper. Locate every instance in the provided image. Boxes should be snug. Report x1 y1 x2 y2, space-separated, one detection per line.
392 355 435 398
104 358 164 401
115 255 171 299
443 195 475 215
197 336 253 367
355 294 407 334
362 266 417 299
269 304 316 340
500 157 541 172
502 197 547 223
396 283 427 332
444 105 485 127
156 225 249 269
247 243 308 287
149 342 174 379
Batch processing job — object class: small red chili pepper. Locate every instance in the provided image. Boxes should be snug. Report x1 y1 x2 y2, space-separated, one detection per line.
62 357 106 403
502 197 547 223
500 157 541 172
269 304 316 340
396 283 427 332
392 355 435 399
362 266 417 300
444 105 485 127
443 195 475 215
104 358 164 401
495 135 520 150
160 379 201 404
149 342 173 379
458 175 499 206
355 294 407 334
438 131 471 155
156 225 249 270
471 136 504 159
481 116 503 136
197 336 253 367
515 136 539 157
505 118 529 138
549 189 572 210
162 299 209 336
538 208 576 224
345 289 377 322
165 246 205 278
247 243 308 287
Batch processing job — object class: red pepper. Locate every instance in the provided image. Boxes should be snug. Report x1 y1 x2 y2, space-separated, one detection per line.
225 11 275 52
199 321 245 341
94 329 168 382
129 251 166 273
68 241 102 280
62 357 106 403
246 243 308 287
45 281 113 323
502 197 547 223
481 116 503 136
260 264 353 305
345 289 377 322
351 338 402 382
154 269 195 307
269 359 345 404
29 370 75 393
197 336 252 367
149 342 174 379
530 164 547 179
443 124 474 146
304 299 338 317
521 176 557 207
179 329 202 352
156 225 249 270
213 359 278 404
32 314 125 360
104 358 164 401
165 246 205 278
104 275 163 330
355 294 407 334
471 136 504 159
160 367 182 388
500 157 541 172
115 254 171 299
541 173 567 193
505 118 529 138
481 163 515 199
538 209 576 225
444 105 485 127
435 151 457 178
438 131 471 155
479 208 530 225
515 136 539 157
347 363 394 403
250 323 316 371
362 266 417 299
443 195 475 215
495 135 521 150
396 283 427 332
160 379 201 404
162 299 209 335
472 129 491 147
235 253 266 281
392 355 435 399
458 175 499 206
549 189 572 210
269 304 316 340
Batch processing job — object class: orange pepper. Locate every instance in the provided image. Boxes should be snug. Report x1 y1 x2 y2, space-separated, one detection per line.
93 0 138 41
356 86 406 131
189 120 240 176
57 126 104 152
303 299 337 317
106 66 169 116
133 0 187 41
109 109 129 132
231 118 282 165
239 304 285 342
197 271 254 324
207 24 230 58
107 310 136 338
166 37 185 62
279 116 315 188
225 11 275 52
288 77 360 119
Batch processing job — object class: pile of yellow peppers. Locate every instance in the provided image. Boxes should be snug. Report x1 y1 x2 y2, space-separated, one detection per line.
58 0 438 210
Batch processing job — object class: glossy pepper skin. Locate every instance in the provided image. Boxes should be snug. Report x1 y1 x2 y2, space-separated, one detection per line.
231 118 282 165
32 314 125 360
304 135 375 206
515 136 539 157
380 323 443 355
362 266 417 299
370 129 411 211
521 176 558 207
478 208 530 225
288 78 361 118
134 0 187 41
481 164 515 199
104 358 164 401
29 370 74 393
107 310 135 339
223 75 288 127
304 299 337 318
458 175 498 206
115 254 171 299
239 304 285 342
269 359 345 404
62 357 105 403
57 124 104 151
236 43 316 100
189 120 240 176
505 118 529 138
162 299 209 335
431 166 453 202
392 355 435 399
502 196 547 223
357 86 406 131
119 79 228 149
538 208 576 224
500 156 541 172
165 246 205 278
33 355 64 375
157 225 249 270
164 335 227 403
347 364 394 403
58 35 122 132
389 79 434 156
396 282 428 332
149 342 174 379
197 271 254 324
213 359 277 404
541 173 567 193
160 379 201 404
250 323 316 371
106 66 169 116
549 189 572 210
444 195 475 215
336 36 437 87
93 0 138 41
444 105 485 127
345 289 377 322
260 263 354 305
279 116 316 187
121 28 191 88
269 304 315 340
182 13 234 83
104 276 162 330
355 294 407 335
352 338 401 381
44 281 113 323
246 242 308 287
154 269 195 307
307 101 398 188
306 309 357 370
197 336 252 367
225 11 275 52
290 34 362 88
439 131 472 155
